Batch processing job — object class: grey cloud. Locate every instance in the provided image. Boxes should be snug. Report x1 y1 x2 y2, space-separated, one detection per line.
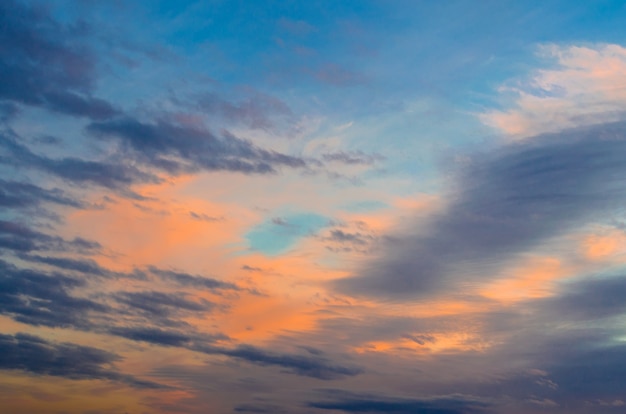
402 333 436 345
108 327 198 348
148 266 241 292
0 0 119 120
322 150 385 165
106 323 359 381
0 259 107 328
0 178 83 209
19 254 110 277
197 344 362 380
190 211 224 222
86 116 307 175
326 229 374 246
114 290 215 318
234 403 287 413
0 220 101 253
308 391 490 414
242 265 263 272
541 274 626 322
338 121 626 299
0 132 159 193
0 332 164 388
271 217 289 226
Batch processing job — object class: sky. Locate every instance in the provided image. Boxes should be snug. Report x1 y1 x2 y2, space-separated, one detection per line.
2 1 626 413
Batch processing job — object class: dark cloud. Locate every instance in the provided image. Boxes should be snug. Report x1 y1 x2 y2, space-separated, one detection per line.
190 211 224 222
326 229 373 246
148 266 241 292
197 344 362 380
271 217 288 226
0 259 107 328
86 116 307 175
402 333 436 345
0 332 164 388
108 327 196 348
242 265 263 272
19 254 110 277
0 0 119 120
338 121 626 299
499 274 626 403
0 132 159 193
0 220 101 253
308 391 490 414
322 150 385 165
234 403 287 413
542 274 626 322
114 290 214 318
0 178 82 209
542 343 626 400
106 324 359 381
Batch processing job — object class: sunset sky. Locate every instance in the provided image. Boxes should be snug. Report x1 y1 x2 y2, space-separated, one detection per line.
3 1 626 413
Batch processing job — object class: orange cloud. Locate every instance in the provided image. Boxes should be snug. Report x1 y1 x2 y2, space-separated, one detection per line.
582 229 626 261
480 256 571 303
481 43 626 138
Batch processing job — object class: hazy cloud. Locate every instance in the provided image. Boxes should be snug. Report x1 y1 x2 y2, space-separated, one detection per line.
339 121 626 299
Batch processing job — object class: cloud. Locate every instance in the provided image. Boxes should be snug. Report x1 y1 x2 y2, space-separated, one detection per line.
0 0 119 120
308 391 490 414
108 327 198 348
0 220 101 253
0 179 83 209
86 116 307 175
0 259 108 328
338 121 626 299
543 274 626 321
192 91 297 134
322 150 385 165
0 132 159 194
326 229 373 246
0 332 164 388
148 266 241 292
481 44 626 137
197 344 362 380
114 290 214 319
190 211 224 222
19 254 110 277
234 402 287 413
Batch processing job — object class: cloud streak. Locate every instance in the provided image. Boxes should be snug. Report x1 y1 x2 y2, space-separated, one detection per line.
338 120 626 299
0 332 164 388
